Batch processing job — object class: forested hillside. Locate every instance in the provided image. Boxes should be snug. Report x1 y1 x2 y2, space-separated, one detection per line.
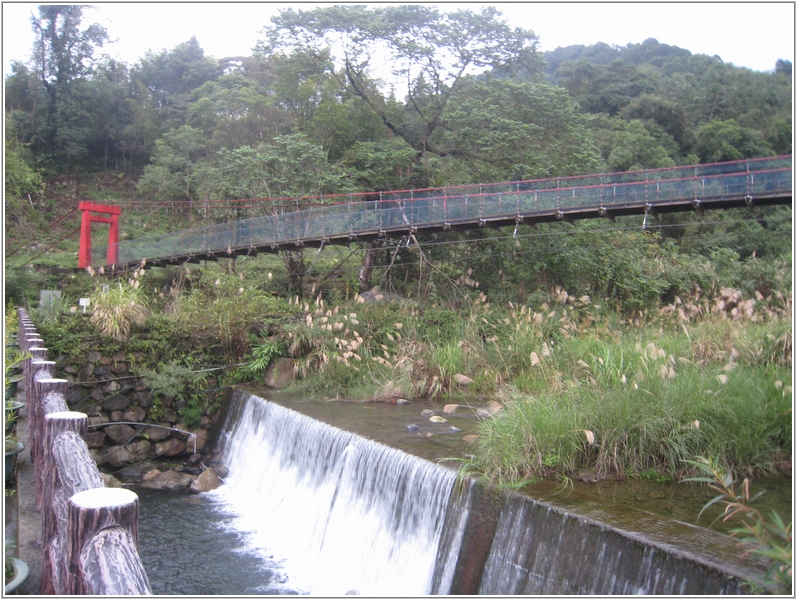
5 7 792 504
4 5 792 304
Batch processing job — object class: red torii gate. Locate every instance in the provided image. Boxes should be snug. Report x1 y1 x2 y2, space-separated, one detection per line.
78 202 121 268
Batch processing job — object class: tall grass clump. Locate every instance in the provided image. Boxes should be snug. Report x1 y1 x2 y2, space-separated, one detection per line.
471 329 791 481
165 266 293 362
89 279 149 341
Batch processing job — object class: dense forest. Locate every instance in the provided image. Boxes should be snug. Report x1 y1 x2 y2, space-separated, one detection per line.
4 4 793 303
5 6 791 193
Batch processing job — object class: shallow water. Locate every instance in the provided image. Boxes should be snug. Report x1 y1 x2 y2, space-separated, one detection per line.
260 390 792 534
135 487 300 595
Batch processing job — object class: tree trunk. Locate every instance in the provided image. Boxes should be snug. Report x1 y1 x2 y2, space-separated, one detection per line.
283 250 306 296
359 241 380 292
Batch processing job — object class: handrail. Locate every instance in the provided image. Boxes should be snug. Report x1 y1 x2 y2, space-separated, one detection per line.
93 156 792 268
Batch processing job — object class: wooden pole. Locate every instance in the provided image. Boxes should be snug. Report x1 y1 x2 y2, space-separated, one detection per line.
67 488 152 595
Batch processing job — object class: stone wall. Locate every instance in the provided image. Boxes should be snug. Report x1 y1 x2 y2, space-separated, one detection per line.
53 349 221 476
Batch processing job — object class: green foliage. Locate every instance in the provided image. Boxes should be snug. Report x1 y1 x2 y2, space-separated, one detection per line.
4 126 45 201
136 125 208 201
239 338 284 380
263 4 543 185
139 359 211 429
683 456 792 594
695 119 774 163
468 312 792 482
88 279 150 341
167 266 293 362
34 311 102 357
200 134 352 201
439 78 603 180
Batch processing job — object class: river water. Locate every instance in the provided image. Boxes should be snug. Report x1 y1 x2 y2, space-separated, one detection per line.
135 488 299 595
134 391 791 595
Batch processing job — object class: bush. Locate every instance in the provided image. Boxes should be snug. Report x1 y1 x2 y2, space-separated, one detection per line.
89 280 149 341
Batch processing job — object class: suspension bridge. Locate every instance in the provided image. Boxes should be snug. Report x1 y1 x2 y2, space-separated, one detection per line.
87 155 791 271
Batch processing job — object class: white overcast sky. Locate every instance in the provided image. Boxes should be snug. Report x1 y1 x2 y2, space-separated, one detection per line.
2 2 795 76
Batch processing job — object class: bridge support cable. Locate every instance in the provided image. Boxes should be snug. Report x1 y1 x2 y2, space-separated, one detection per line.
95 156 790 271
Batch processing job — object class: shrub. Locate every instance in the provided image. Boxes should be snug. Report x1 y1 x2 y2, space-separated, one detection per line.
89 280 149 341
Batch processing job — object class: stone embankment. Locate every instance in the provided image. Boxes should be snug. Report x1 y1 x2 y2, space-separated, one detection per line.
44 343 226 492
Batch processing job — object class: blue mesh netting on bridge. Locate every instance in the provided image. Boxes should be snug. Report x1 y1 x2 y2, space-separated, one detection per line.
98 155 792 268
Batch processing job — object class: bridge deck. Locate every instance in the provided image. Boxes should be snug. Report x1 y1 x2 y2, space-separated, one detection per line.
99 156 792 271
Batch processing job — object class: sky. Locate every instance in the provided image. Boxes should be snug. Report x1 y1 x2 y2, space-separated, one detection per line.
2 2 795 76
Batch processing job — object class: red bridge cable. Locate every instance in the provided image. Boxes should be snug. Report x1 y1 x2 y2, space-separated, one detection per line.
17 227 81 268
6 206 79 257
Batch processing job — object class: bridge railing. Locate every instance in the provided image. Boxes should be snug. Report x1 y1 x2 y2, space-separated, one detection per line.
99 156 791 267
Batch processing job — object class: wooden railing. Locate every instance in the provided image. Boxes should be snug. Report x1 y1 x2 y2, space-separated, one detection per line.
17 309 151 595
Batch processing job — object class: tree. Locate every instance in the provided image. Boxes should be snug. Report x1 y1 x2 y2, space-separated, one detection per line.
136 125 209 202
437 78 603 181
5 122 44 202
261 5 543 184
130 37 219 131
694 119 774 163
774 59 792 77
589 115 676 171
187 74 280 150
28 5 109 170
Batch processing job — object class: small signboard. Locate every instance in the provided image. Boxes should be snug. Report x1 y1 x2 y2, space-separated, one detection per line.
79 298 91 313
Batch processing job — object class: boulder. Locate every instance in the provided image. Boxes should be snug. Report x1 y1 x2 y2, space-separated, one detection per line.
67 388 83 406
188 429 208 452
104 423 137 445
154 439 186 457
264 358 294 389
89 415 109 427
122 405 146 423
143 423 173 442
106 439 150 467
132 390 152 407
139 469 195 491
190 468 222 493
101 473 123 488
87 351 101 363
89 448 109 467
84 431 106 448
102 394 132 412
111 362 129 374
116 461 158 478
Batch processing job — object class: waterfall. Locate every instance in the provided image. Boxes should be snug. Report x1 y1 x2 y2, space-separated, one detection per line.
212 390 461 596
210 389 761 596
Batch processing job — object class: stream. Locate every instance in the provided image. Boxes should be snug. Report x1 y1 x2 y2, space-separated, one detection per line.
133 390 791 595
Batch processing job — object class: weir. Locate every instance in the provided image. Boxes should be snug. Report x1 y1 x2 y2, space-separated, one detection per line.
213 389 760 595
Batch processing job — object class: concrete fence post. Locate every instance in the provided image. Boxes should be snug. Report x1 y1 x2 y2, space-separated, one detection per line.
41 411 94 595
67 488 152 595
30 360 56 503
32 375 66 509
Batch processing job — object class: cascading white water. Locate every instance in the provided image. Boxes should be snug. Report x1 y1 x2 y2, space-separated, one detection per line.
210 391 459 596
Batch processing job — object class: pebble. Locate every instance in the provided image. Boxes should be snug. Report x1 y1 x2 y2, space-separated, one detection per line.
421 409 435 417
406 424 420 432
